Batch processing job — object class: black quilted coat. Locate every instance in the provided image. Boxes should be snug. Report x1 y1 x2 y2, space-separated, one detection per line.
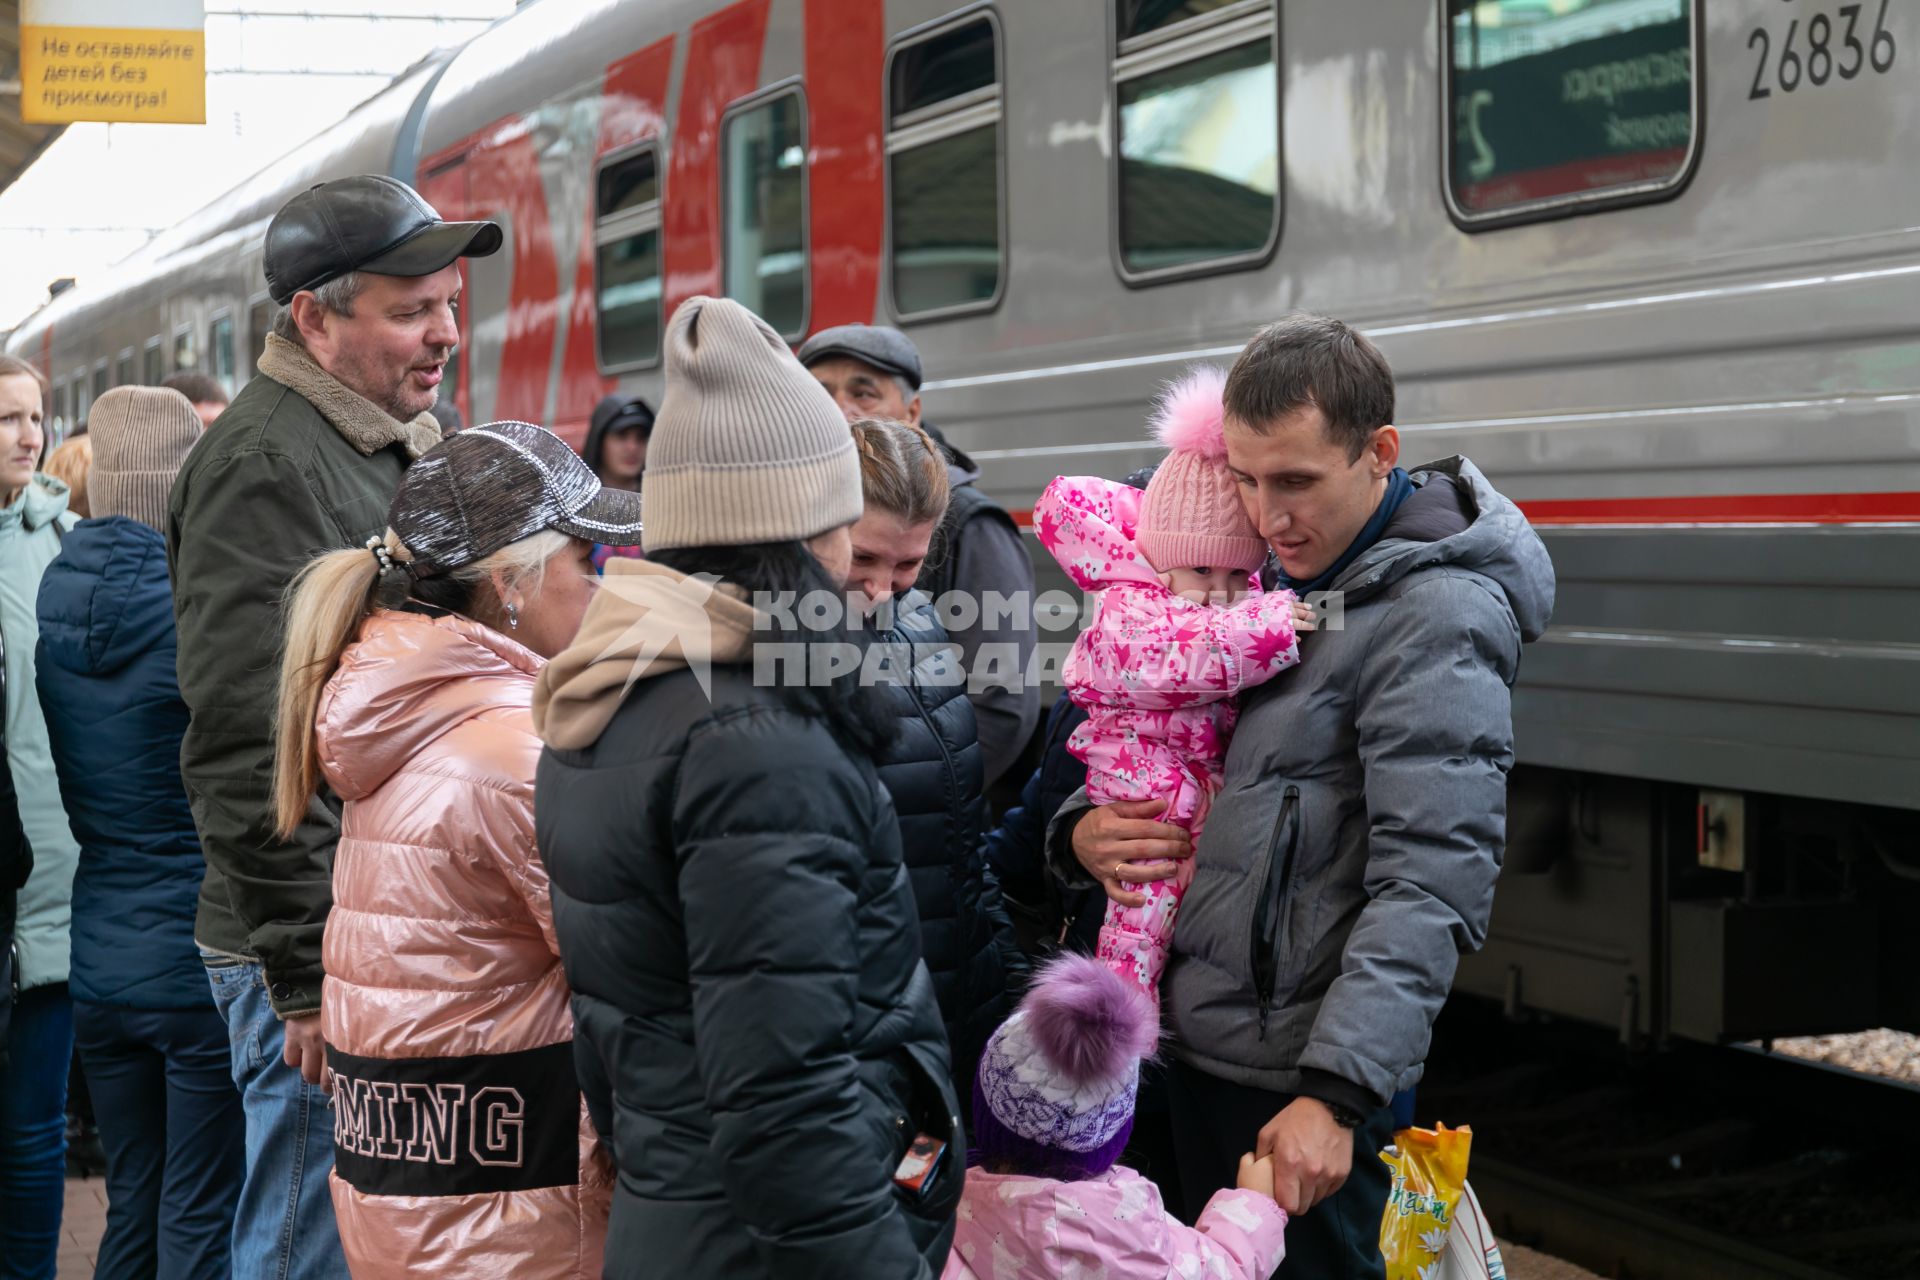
537 659 960 1280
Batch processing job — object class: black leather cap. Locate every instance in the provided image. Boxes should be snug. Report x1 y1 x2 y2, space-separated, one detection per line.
264 174 503 305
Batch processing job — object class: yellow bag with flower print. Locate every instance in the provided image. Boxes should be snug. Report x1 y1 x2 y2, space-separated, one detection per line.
1378 1124 1474 1280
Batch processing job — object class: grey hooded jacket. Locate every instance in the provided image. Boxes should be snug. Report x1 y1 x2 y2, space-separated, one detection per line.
1048 457 1554 1107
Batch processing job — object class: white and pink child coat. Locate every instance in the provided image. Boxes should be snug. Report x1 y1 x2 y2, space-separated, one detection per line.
1035 474 1302 997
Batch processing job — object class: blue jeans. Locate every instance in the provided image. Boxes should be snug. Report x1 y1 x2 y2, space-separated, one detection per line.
73 999 245 1279
201 954 347 1280
0 982 73 1280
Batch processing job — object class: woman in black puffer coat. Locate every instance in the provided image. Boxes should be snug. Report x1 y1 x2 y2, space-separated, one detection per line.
846 419 1026 1106
534 298 957 1280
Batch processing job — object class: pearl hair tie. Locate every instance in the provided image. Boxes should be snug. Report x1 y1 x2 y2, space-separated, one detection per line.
365 534 397 578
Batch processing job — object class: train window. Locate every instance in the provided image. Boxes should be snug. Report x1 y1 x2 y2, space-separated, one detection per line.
886 13 1004 320
1119 0 1250 40
1112 2 1279 281
721 88 807 339
51 381 67 437
115 349 134 387
143 339 164 385
173 327 196 373
91 362 108 405
210 313 236 395
73 371 91 428
594 146 663 371
248 297 272 380
1443 0 1699 228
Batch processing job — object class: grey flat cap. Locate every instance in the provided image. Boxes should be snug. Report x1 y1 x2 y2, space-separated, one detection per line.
795 324 924 392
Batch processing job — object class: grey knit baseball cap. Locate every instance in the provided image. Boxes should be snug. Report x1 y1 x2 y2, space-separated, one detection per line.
391 421 643 577
642 297 863 552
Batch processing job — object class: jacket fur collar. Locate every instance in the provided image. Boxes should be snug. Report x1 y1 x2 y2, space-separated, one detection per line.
257 332 443 460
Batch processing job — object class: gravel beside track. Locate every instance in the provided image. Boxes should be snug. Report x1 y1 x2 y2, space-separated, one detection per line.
1768 1030 1920 1084
1498 1238 1603 1280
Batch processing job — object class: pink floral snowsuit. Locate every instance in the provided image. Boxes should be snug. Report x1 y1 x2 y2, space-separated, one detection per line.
1035 475 1302 1000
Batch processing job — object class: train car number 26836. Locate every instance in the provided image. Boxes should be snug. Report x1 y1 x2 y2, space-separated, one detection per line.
1749 0 1896 100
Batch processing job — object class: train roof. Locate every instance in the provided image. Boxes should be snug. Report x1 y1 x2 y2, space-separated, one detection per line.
8 49 457 351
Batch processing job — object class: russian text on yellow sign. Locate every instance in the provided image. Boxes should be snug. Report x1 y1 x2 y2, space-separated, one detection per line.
19 25 206 125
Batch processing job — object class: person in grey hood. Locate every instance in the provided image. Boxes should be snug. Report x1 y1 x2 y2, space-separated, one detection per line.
1048 316 1554 1279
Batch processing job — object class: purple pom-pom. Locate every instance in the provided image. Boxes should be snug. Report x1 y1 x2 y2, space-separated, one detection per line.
1021 954 1160 1088
1149 365 1229 460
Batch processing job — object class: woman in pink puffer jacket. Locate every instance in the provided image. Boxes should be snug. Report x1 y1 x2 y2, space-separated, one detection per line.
271 423 643 1277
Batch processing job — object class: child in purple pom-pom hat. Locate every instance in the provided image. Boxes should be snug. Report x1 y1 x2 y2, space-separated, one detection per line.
944 954 1288 1279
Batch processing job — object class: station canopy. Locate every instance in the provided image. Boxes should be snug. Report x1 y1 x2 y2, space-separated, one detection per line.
0 2 66 199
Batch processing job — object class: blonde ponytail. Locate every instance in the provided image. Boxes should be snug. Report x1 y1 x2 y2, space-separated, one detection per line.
271 533 392 839
270 526 574 839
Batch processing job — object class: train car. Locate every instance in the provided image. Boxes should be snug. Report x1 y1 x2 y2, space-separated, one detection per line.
11 0 1919 1049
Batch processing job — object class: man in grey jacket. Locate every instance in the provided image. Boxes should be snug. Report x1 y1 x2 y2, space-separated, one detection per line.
1050 316 1554 1277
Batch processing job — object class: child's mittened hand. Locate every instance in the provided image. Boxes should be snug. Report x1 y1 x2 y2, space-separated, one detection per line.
1237 1152 1277 1199
1290 599 1317 632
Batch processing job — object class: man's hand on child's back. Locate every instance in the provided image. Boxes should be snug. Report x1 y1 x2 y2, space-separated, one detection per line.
1071 799 1192 908
1290 598 1317 632
1255 1097 1352 1216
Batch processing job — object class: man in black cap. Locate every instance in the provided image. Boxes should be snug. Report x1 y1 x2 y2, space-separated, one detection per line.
166 173 500 1280
798 324 1040 800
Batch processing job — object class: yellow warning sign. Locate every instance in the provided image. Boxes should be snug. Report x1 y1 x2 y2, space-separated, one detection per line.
19 1 206 125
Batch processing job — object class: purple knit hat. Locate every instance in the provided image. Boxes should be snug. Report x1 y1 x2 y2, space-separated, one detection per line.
971 955 1160 1180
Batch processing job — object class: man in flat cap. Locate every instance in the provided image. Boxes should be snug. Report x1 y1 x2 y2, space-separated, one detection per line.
167 174 500 1279
799 324 1041 802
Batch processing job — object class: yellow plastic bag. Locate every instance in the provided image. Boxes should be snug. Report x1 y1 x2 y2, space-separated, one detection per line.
1378 1124 1472 1280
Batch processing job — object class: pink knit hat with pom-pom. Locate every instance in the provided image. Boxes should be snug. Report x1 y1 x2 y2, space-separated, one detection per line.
970 954 1159 1180
1137 366 1266 575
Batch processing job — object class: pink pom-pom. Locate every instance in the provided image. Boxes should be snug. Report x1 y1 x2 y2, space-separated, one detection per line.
1021 954 1160 1087
1149 365 1229 460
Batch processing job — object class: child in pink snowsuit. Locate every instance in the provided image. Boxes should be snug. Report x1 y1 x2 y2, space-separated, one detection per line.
1035 367 1305 1001
945 954 1287 1280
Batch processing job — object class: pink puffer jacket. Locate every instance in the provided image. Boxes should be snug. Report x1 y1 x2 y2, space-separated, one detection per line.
316 610 609 1278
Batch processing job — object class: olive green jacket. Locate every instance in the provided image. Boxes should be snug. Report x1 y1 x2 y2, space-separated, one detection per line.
168 333 440 1017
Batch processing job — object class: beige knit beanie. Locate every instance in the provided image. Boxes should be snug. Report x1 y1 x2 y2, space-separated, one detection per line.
87 386 203 533
1137 367 1266 575
641 296 863 552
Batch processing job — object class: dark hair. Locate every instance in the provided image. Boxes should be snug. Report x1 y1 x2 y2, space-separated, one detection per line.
160 372 228 406
1222 314 1395 461
0 355 49 408
645 541 896 758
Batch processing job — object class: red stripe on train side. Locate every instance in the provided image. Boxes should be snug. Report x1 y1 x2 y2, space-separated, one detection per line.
804 0 885 331
468 118 562 426
1005 492 1920 529
417 116 563 428
1518 491 1920 525
663 0 771 324
554 35 677 446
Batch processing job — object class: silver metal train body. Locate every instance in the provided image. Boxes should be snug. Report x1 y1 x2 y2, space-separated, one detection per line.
12 0 1917 1045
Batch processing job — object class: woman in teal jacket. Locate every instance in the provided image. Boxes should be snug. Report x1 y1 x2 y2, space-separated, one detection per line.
0 354 82 1278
